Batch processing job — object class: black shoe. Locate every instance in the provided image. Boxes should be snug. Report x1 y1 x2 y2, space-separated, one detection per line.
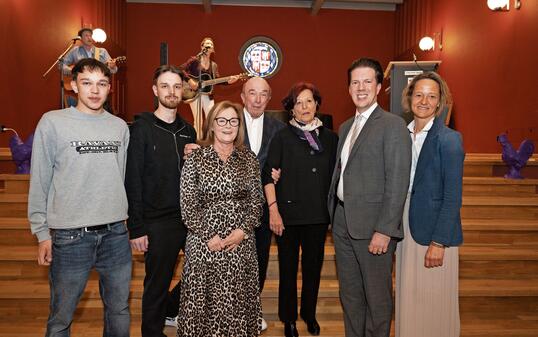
304 318 320 336
284 321 299 337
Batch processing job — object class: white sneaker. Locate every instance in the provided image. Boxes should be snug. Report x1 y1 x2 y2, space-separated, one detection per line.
164 316 177 328
261 317 268 331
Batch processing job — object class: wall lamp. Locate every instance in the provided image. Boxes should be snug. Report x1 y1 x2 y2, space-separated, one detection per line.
92 28 107 43
487 0 521 11
419 31 442 51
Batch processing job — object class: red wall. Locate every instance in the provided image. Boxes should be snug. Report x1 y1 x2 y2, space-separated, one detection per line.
395 0 538 152
0 0 126 152
125 4 395 129
3 1 536 153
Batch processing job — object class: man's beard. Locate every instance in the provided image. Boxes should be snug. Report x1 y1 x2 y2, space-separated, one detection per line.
159 96 179 109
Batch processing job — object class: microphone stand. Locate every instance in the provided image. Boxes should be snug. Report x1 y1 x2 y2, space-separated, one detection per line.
42 39 78 109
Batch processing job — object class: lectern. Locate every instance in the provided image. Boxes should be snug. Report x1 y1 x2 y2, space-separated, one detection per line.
384 61 451 125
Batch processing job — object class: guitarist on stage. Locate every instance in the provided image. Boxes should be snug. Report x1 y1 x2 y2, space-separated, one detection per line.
181 37 238 138
62 28 120 110
62 28 118 75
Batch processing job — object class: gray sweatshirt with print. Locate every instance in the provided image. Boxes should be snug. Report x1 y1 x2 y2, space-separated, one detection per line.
28 107 130 242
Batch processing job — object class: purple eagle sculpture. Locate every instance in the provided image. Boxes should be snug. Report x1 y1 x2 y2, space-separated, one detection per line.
497 133 535 179
2 125 34 174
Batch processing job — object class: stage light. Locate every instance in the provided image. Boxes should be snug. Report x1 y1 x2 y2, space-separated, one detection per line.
487 0 521 11
419 36 435 51
92 28 107 43
487 0 509 10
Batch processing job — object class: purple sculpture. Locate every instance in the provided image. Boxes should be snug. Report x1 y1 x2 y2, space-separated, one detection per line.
497 133 535 179
1 126 34 174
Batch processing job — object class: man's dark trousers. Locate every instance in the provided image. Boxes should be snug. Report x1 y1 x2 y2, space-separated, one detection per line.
141 217 186 337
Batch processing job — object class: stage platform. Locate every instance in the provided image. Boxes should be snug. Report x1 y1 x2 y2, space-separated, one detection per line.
0 149 537 336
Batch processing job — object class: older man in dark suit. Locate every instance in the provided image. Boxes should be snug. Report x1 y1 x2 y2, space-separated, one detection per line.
328 58 411 337
241 76 285 331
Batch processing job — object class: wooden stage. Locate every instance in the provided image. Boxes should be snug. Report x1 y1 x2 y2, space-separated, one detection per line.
0 150 537 336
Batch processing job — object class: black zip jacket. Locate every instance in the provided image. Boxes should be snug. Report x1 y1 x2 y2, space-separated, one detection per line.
125 112 196 239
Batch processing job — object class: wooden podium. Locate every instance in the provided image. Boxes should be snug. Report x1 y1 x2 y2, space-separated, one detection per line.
384 60 451 125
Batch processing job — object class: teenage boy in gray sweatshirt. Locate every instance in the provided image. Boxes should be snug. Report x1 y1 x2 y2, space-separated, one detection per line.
28 58 131 337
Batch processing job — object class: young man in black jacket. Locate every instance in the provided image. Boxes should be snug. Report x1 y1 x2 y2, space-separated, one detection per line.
125 65 196 337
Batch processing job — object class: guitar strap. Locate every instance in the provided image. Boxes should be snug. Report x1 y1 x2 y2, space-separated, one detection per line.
211 61 217 78
94 47 101 61
208 61 218 95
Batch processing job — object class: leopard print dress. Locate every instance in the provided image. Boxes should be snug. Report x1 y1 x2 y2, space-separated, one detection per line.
178 145 264 337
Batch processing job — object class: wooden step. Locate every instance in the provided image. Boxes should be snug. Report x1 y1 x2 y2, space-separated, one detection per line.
5 194 537 220
2 243 537 263
0 148 12 161
4 217 538 232
2 277 537 301
460 260 538 279
462 219 538 231
459 278 538 296
464 153 538 178
0 174 30 194
5 254 538 282
0 193 28 203
462 219 538 245
462 196 538 220
0 217 28 229
5 219 538 249
1 298 537 337
2 244 537 282
0 317 536 337
463 177 538 196
0 194 27 217
460 245 538 261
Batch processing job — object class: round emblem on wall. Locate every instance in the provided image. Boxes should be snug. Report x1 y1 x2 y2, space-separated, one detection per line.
239 36 282 78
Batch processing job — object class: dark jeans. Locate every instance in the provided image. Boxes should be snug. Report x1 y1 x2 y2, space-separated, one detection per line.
47 221 132 337
141 218 186 337
276 223 328 322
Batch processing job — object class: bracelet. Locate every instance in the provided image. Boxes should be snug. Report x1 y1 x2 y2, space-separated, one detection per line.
430 241 445 248
268 200 277 208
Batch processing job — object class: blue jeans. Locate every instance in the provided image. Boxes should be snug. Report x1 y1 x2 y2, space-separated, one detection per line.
46 221 132 337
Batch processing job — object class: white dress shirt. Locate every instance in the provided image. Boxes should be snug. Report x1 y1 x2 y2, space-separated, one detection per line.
337 102 378 201
243 109 264 156
407 117 435 192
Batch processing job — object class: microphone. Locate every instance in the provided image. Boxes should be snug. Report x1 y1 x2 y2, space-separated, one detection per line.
71 36 81 41
412 53 426 72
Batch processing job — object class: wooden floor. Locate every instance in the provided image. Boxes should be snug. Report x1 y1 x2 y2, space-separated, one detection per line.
1 153 538 336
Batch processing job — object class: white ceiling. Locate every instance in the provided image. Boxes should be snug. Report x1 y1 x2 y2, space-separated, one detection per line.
126 0 405 13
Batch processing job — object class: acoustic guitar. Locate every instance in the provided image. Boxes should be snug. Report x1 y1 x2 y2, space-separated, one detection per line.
182 72 251 102
63 56 126 91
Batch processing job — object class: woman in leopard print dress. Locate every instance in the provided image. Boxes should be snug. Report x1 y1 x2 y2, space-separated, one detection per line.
178 101 264 337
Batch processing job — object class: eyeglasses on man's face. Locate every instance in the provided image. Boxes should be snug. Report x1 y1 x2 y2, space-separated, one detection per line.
214 117 240 127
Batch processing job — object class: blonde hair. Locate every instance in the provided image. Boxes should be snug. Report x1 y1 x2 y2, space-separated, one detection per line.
401 72 452 117
200 37 214 48
199 101 245 149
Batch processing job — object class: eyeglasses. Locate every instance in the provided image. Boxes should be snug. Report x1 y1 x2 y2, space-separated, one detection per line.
215 117 240 127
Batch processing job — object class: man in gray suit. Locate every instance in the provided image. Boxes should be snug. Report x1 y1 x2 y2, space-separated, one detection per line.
328 58 411 337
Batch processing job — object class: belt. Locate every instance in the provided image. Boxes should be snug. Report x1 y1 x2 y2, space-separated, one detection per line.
337 199 344 208
83 224 110 232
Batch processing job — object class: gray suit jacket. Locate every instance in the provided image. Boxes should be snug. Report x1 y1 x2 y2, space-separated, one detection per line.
328 105 411 240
